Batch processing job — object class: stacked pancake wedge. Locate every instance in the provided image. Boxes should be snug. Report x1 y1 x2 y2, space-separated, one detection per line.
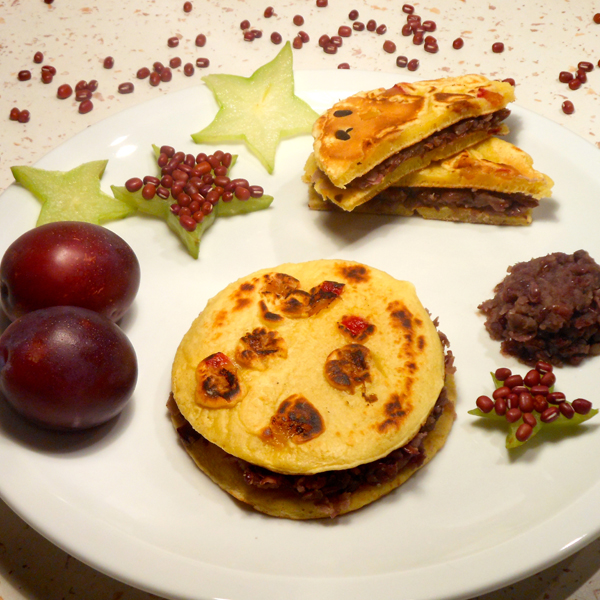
169 260 455 519
304 74 553 225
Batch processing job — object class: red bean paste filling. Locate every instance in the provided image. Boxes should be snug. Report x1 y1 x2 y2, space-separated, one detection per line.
375 186 538 217
479 250 600 366
351 108 510 190
169 331 455 516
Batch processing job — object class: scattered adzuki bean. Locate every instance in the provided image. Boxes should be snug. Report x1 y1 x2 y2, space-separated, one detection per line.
568 78 581 90
42 65 56 75
33 51 44 64
271 32 282 44
196 58 209 68
56 83 73 99
396 55 408 68
422 20 436 32
149 72 161 86
316 0 328 6
353 22 365 31
253 30 263 39
240 19 250 30
453 37 464 49
264 6 274 17
383 40 396 53
17 109 30 123
318 34 330 47
18 70 32 81
492 42 505 53
136 67 150 79
407 58 419 71
376 24 387 35
578 60 594 72
118 82 135 94
168 36 180 48
413 33 424 45
41 71 53 84
243 30 256 41
183 1 193 12
424 42 439 53
339 25 352 37
78 100 93 114
104 56 114 69
88 79 98 92
293 15 304 26
366 19 377 32
293 36 303 49
402 3 414 13
349 9 359 20
324 44 337 55
160 67 172 82
195 33 207 47
338 62 350 69
168 57 181 69
330 35 343 47
573 399 593 415
75 88 92 101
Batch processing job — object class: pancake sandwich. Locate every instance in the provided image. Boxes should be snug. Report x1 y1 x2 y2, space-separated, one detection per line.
308 137 554 226
305 74 515 212
169 260 456 519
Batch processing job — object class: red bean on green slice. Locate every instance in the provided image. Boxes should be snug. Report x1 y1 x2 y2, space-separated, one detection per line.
179 215 197 231
540 372 556 387
572 398 592 415
547 391 565 404
125 177 143 192
235 186 251 200
507 393 519 409
157 187 170 199
495 398 507 416
523 412 537 428
492 386 510 400
524 369 541 387
533 395 548 413
560 402 575 418
494 367 511 381
506 408 522 423
530 385 549 396
143 175 160 186
250 185 264 198
142 183 156 200
516 423 533 442
505 374 523 388
541 406 560 423
518 392 534 413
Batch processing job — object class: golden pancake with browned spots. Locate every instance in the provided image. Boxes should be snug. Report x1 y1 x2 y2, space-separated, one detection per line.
171 260 447 477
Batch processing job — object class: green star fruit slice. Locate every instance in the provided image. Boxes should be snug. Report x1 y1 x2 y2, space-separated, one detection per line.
11 160 134 226
191 42 319 174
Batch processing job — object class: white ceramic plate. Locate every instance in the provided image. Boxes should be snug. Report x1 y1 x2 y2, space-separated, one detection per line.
1 70 600 600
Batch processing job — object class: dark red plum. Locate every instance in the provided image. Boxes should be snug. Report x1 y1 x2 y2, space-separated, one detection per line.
0 306 137 431
0 221 140 322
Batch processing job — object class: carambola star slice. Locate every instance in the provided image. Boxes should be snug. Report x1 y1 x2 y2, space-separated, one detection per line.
11 160 134 226
191 42 319 174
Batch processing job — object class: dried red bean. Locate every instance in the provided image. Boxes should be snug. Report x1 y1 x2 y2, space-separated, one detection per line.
572 398 592 415
422 20 436 32
559 71 574 83
78 100 93 114
339 25 352 37
547 392 566 404
88 79 98 92
577 69 587 83
103 56 114 69
578 61 594 72
149 72 161 86
9 107 20 121
293 36 303 49
118 82 134 94
137 67 151 79
407 58 419 71
318 35 330 47
366 19 377 31
413 33 424 45
507 393 520 409
75 89 92 102
160 67 172 82
535 361 553 374
533 395 548 413
331 35 343 47
316 0 328 6
195 34 207 47
156 186 170 199
141 183 156 199
492 42 505 53
168 36 179 48
506 408 522 423
504 374 523 388
560 402 575 419
495 367 511 381
196 58 210 68
252 30 263 39
235 186 251 200
530 385 549 397
401 23 412 36
492 386 510 400
41 71 53 84
518 392 534 413
452 37 464 49
42 65 57 75
125 177 143 193
568 78 581 90
540 406 559 423
56 84 72 99
523 369 541 387
540 372 556 387
324 44 337 54
264 6 274 17
181 62 193 77
17 110 30 123
376 24 387 35
183 1 193 12
402 3 414 13
270 32 283 44
523 412 537 428
296 31 308 43
515 423 533 442
170 57 182 69
293 15 304 26
153 62 164 74
396 55 408 68
18 70 32 81
424 42 439 54
594 13 600 24
240 19 250 30
353 22 365 31
33 51 44 64
349 9 359 19
250 185 264 198
383 40 396 53
338 62 350 69
243 30 255 41
495 398 507 416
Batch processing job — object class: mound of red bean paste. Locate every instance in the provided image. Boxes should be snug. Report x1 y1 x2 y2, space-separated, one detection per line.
479 250 600 366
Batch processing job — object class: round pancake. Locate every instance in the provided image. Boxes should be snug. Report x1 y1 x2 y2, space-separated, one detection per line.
171 260 446 475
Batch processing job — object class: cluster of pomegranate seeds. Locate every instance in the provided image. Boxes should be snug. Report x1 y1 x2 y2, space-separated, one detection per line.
124 146 265 232
475 361 594 443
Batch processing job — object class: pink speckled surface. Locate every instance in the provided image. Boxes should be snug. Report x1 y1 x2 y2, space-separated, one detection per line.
1 1 600 599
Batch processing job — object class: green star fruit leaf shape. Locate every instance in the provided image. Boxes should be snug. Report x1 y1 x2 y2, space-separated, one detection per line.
11 160 134 226
191 41 319 173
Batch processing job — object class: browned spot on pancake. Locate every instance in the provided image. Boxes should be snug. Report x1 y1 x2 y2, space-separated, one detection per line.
363 392 378 403
267 281 344 319
280 289 312 316
195 353 243 409
388 301 414 330
235 327 287 370
407 362 417 372
259 300 283 323
337 263 370 283
417 336 426 350
240 282 255 292
234 297 252 311
212 309 229 330
324 344 371 393
261 394 324 445
377 393 411 432
261 272 299 297
433 92 474 103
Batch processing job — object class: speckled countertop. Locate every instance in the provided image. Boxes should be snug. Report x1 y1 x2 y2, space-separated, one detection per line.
1 1 600 599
